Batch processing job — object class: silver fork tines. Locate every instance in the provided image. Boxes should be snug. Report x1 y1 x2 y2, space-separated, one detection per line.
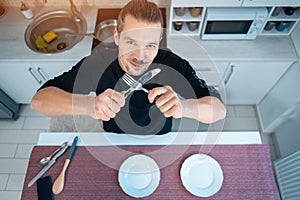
122 73 137 87
122 73 149 98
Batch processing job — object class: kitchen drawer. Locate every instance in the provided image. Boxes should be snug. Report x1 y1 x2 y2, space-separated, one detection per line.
191 60 229 86
0 61 75 104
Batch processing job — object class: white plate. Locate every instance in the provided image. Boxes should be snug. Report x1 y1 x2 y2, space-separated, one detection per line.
118 154 160 198
180 154 223 197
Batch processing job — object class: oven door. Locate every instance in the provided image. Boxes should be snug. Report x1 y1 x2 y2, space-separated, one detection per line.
202 20 253 40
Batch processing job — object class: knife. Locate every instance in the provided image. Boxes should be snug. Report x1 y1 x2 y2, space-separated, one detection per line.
124 68 161 98
28 144 69 187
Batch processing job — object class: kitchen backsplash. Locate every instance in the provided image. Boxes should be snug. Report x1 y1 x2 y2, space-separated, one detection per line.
0 0 170 7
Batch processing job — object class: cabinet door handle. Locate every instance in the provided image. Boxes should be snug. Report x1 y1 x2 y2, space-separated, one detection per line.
224 65 235 85
37 67 48 82
28 67 43 84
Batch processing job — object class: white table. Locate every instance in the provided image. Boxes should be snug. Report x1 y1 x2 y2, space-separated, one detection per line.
38 131 262 146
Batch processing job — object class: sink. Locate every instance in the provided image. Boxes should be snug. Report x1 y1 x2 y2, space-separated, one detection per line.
25 10 87 54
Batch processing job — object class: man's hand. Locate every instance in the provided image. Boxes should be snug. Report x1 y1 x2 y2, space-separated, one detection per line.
92 89 125 121
148 86 183 118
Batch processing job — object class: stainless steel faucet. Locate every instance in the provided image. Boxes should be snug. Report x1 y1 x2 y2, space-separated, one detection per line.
69 0 81 22
43 0 81 22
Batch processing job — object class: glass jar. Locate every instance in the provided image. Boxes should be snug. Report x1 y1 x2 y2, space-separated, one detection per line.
187 22 199 31
173 22 183 31
189 7 202 18
174 7 185 17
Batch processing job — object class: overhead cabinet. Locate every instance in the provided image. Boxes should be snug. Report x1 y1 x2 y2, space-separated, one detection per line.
170 0 300 37
171 0 243 7
242 0 300 7
169 0 244 36
169 6 205 36
260 7 300 36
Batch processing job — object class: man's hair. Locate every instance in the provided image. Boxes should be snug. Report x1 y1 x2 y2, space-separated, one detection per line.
117 0 164 32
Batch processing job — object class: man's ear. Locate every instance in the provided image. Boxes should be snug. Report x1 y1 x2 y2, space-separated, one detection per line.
114 28 119 46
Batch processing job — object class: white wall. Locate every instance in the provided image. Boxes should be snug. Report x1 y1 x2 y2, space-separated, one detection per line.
291 21 300 52
260 23 300 158
258 23 300 132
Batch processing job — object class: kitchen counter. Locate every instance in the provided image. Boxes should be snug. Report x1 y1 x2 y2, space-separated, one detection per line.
168 35 299 62
0 6 298 62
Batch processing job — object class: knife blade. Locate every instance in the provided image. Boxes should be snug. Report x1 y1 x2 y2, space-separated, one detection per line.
28 144 69 187
124 68 161 98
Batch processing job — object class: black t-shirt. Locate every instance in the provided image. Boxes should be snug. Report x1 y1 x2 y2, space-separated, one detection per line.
39 47 221 135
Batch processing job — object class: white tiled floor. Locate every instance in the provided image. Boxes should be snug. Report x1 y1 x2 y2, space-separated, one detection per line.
0 104 274 200
0 106 49 200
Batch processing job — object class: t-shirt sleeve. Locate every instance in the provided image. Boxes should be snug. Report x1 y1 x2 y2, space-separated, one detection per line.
38 58 92 94
154 49 222 102
177 59 222 101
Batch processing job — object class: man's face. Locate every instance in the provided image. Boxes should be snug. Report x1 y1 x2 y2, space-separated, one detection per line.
114 15 162 76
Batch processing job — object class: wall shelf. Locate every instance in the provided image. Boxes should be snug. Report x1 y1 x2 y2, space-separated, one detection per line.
260 6 300 35
169 4 205 36
169 0 300 37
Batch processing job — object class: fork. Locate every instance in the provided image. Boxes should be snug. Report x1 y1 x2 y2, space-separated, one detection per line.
122 73 149 94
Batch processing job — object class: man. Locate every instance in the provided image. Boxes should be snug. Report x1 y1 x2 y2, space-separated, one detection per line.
31 0 226 134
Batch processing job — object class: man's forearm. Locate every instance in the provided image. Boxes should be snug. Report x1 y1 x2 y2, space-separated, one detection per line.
30 87 93 117
182 96 226 124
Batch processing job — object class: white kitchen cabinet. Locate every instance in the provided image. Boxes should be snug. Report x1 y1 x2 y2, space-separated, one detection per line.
169 6 205 36
193 61 228 103
260 7 300 36
242 0 300 36
191 60 292 105
0 62 75 104
191 60 228 87
242 0 300 7
172 0 243 7
222 61 292 104
169 0 243 36
169 0 300 37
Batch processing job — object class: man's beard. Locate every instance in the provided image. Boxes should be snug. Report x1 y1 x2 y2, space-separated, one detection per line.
119 55 150 76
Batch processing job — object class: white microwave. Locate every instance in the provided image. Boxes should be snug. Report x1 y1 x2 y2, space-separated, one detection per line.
201 7 268 40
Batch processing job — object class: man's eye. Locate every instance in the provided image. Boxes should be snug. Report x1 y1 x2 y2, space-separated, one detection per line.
126 40 135 45
146 44 157 49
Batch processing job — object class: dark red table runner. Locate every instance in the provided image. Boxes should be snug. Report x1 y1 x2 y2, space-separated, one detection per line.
21 145 280 199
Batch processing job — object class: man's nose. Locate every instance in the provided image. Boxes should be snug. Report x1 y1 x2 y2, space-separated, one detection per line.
133 48 145 60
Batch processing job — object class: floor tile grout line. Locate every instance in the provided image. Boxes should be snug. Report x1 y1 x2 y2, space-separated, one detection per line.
4 189 22 192
21 116 26 130
0 158 29 160
0 173 26 175
232 106 237 117
0 143 38 145
13 144 19 158
5 174 10 191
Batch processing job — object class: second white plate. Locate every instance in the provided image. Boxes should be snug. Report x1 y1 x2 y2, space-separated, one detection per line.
118 154 160 198
180 154 223 197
